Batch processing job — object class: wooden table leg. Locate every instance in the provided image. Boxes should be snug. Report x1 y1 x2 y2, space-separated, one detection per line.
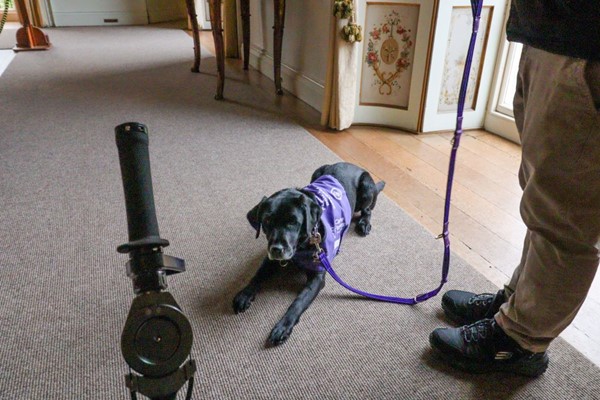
273 0 286 95
240 0 250 70
209 0 225 100
184 0 201 73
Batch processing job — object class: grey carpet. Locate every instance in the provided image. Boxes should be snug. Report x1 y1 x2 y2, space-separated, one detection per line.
0 28 16 49
1 25 599 400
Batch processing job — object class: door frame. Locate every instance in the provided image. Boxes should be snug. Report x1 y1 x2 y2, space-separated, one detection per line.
482 1 520 143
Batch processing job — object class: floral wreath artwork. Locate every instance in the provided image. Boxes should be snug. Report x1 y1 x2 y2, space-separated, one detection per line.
365 11 414 96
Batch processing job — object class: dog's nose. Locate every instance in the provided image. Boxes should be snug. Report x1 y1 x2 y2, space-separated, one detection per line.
269 244 286 259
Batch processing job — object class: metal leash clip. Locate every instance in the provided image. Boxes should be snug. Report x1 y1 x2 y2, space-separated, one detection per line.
310 231 323 263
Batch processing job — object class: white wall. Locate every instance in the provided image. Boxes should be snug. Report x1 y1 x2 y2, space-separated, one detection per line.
248 0 330 111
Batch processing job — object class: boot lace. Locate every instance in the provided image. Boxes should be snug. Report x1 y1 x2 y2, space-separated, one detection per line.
467 293 495 308
462 319 495 343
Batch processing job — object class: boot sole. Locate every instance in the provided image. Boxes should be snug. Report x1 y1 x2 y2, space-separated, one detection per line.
430 338 549 377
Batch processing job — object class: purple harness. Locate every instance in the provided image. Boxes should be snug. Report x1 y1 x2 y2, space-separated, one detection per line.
292 175 352 272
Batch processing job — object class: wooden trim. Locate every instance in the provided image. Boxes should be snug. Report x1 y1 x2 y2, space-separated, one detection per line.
28 0 43 27
13 0 43 26
224 0 239 58
416 0 439 131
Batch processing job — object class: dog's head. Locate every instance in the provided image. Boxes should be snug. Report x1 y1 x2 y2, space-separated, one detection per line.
247 189 322 261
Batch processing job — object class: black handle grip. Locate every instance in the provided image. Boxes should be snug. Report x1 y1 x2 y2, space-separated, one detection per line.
115 122 168 253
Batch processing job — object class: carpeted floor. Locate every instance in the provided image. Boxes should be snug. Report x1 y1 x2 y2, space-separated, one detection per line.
0 28 16 49
1 25 599 400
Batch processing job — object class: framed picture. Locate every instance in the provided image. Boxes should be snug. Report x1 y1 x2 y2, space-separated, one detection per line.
353 0 436 132
437 6 493 112
420 0 506 132
359 3 420 110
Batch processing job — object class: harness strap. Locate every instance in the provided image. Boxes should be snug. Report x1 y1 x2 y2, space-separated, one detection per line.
321 0 484 304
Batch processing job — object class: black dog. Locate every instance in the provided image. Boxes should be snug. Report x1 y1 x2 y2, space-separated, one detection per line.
233 162 385 346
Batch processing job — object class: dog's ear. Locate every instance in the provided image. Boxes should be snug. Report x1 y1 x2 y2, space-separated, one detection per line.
298 195 322 239
247 196 268 238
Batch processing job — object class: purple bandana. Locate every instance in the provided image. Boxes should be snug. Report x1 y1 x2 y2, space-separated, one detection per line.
294 175 352 271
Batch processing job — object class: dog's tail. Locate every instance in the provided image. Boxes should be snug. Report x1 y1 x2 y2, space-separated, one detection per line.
376 181 385 193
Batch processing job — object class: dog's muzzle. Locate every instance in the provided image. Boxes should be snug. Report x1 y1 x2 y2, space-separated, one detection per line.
268 244 294 261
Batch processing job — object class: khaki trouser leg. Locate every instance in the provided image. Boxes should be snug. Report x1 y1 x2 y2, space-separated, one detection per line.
495 46 600 353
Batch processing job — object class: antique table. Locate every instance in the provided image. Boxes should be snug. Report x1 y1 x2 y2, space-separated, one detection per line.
185 0 286 100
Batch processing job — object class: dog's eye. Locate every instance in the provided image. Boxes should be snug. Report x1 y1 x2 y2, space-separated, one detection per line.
263 217 271 226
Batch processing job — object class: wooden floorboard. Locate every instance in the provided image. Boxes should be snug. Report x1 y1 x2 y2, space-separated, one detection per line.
310 126 525 280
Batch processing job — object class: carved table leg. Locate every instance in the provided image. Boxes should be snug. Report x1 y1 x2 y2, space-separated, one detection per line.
209 0 225 100
184 0 201 72
273 0 286 95
240 0 250 70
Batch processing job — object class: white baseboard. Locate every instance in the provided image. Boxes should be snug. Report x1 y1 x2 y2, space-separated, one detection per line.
53 12 148 27
248 45 324 112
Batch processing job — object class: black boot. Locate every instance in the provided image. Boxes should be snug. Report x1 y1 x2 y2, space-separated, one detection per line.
429 318 549 377
442 289 506 325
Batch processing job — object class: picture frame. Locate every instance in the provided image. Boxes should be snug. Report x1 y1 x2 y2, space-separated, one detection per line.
420 0 506 132
353 0 436 132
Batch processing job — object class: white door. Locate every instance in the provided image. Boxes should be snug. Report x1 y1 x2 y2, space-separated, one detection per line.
483 37 522 143
352 0 507 133
481 0 521 143
353 0 435 132
196 0 211 30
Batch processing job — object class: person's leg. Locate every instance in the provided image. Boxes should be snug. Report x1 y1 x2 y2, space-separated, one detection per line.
430 46 600 375
503 44 530 299
495 47 600 352
504 231 530 297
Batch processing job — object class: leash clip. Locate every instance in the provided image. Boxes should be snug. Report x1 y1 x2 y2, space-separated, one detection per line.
310 231 324 262
310 231 323 252
436 230 449 240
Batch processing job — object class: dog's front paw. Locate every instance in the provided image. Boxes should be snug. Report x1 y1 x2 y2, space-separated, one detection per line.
233 289 256 314
267 319 296 346
356 219 372 236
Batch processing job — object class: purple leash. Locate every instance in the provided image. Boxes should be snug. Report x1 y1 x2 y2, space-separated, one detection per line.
319 0 484 305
